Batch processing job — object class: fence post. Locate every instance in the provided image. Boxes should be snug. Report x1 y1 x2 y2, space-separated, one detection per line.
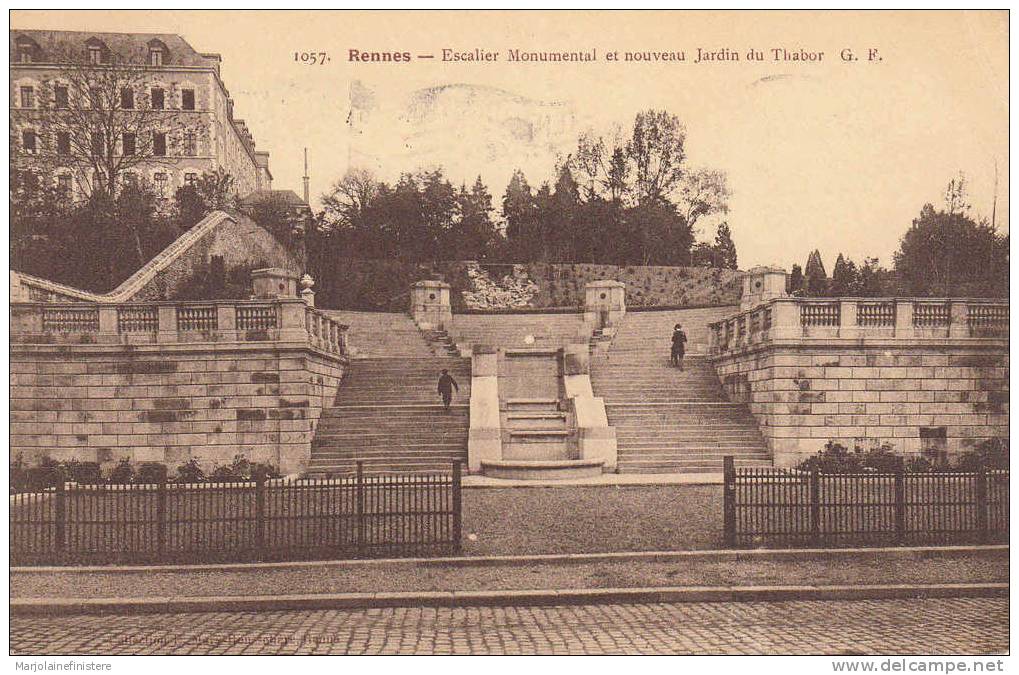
723 456 736 548
356 461 365 557
452 461 463 555
254 470 266 555
975 466 989 544
809 466 821 545
156 478 167 558
54 478 66 554
894 458 906 545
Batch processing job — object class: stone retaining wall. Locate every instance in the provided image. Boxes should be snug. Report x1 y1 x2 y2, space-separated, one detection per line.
710 296 1009 467
10 345 344 475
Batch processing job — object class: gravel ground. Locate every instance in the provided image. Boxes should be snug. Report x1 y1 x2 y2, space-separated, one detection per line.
11 553 1007 599
461 485 721 555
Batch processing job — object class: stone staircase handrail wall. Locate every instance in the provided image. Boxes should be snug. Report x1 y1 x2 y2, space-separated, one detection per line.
11 210 236 304
709 297 1009 354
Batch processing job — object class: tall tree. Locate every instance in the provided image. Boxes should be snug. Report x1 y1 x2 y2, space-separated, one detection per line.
713 222 738 270
787 264 805 295
626 109 687 205
804 249 828 296
829 253 858 296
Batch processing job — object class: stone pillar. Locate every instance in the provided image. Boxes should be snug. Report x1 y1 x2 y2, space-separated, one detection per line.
410 280 452 331
468 346 501 472
839 300 858 340
10 272 29 303
740 266 788 311
252 268 299 299
948 301 969 339
584 280 625 331
98 306 118 336
769 299 801 340
894 300 915 340
157 305 178 343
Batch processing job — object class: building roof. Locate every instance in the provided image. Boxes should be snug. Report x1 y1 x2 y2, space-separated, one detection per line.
239 190 309 208
10 29 217 67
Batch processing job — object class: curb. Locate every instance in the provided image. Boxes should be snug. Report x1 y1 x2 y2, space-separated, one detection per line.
11 583 1008 616
11 544 1008 575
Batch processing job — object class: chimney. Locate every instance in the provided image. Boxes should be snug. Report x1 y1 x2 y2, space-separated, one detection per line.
302 148 310 205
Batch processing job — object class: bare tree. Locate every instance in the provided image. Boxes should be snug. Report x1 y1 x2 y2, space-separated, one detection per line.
33 60 187 198
678 168 731 231
321 168 380 231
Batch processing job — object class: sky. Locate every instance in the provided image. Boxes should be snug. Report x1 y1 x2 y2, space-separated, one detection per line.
11 10 1009 270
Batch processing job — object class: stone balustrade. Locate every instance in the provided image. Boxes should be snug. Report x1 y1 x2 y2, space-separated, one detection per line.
10 298 348 358
709 297 1008 354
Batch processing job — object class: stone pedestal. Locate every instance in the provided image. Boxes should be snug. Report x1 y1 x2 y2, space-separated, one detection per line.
584 280 626 330
410 280 452 331
252 268 299 299
468 346 501 472
740 266 788 311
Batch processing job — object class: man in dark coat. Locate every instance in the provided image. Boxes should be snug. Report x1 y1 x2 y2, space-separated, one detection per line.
670 323 688 370
437 369 459 411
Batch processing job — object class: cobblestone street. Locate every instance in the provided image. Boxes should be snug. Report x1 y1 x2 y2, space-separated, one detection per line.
11 597 1008 655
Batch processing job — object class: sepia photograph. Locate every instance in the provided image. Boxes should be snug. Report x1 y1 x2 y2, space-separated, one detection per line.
6 8 1010 662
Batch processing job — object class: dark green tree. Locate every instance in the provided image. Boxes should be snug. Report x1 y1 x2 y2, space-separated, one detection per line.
713 222 738 270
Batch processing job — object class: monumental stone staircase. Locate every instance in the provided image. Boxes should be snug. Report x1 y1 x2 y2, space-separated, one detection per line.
591 307 772 474
308 311 471 475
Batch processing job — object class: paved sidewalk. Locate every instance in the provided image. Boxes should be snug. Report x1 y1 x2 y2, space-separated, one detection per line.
10 597 1008 655
463 472 722 487
12 548 1007 601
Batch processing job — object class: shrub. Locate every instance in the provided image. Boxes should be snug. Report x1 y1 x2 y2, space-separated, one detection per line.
905 456 933 473
109 458 135 485
251 462 282 479
174 459 205 483
954 438 1009 471
62 459 102 484
209 464 243 481
797 441 863 473
136 462 169 484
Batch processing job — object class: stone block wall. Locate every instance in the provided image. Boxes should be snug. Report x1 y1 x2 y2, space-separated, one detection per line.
713 344 1009 467
10 344 344 475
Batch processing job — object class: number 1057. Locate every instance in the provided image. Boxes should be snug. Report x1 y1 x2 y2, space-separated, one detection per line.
294 52 329 65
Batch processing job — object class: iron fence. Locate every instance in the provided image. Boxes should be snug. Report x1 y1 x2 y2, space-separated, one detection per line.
10 462 462 565
722 456 1008 548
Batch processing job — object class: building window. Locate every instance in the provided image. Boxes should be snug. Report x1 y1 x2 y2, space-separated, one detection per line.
19 46 33 63
120 87 134 109
153 132 167 156
57 174 72 198
54 85 69 109
88 46 102 64
184 172 198 187
22 130 37 154
153 172 169 197
149 49 163 66
122 133 136 156
56 132 71 155
89 87 101 109
183 130 197 156
182 89 195 111
151 88 164 110
91 132 104 157
20 86 34 108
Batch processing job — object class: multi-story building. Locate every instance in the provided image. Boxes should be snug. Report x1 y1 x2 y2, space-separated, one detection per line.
10 29 273 202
